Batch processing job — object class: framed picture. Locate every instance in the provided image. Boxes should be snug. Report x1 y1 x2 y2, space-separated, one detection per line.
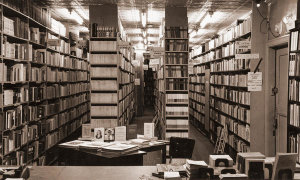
82 124 92 138
104 128 115 142
94 128 104 142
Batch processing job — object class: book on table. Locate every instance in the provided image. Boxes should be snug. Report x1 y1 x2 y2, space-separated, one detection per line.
99 143 139 156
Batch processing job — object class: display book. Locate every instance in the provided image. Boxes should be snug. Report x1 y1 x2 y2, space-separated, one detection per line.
288 27 300 163
89 22 135 129
0 1 90 166
189 16 252 160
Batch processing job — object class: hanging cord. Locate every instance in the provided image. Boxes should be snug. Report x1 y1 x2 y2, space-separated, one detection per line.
256 4 280 38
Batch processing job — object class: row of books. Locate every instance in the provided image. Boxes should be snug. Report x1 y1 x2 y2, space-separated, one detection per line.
165 53 188 64
289 53 300 76
166 106 188 116
192 17 251 57
189 84 205 94
166 119 189 129
228 134 250 152
120 59 134 73
3 87 28 106
166 94 188 103
212 99 250 123
58 93 88 112
165 66 188 77
2 40 28 60
91 24 117 38
91 80 119 91
289 79 300 102
189 75 205 83
228 121 250 142
165 40 188 51
45 52 89 70
165 26 188 38
3 16 29 39
90 41 117 52
119 84 134 99
211 86 250 105
189 92 205 104
46 68 88 82
1 63 28 82
30 27 47 46
210 58 250 72
190 101 205 114
290 31 300 51
90 54 119 65
190 108 205 123
3 127 28 156
166 79 188 90
210 74 248 87
4 105 27 130
290 103 300 127
289 134 300 162
165 131 188 140
193 65 205 74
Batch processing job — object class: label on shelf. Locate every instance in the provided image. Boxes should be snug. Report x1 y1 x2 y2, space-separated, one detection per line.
247 72 262 91
150 47 164 58
143 65 149 70
235 41 251 51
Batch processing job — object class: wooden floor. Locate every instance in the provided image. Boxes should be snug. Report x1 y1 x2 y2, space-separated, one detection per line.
131 106 214 164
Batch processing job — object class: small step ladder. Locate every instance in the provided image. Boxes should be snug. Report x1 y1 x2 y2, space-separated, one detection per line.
214 124 228 154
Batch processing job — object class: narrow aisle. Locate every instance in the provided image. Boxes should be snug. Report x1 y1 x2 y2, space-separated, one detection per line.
189 124 214 163
131 106 214 163
131 106 155 135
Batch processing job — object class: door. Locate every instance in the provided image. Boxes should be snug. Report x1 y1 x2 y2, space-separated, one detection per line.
275 46 289 153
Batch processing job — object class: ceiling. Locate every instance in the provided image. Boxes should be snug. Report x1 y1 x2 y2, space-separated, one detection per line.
37 0 253 49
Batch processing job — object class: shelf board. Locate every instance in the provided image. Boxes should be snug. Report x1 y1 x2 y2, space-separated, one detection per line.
29 41 46 49
166 128 189 131
2 57 28 63
210 106 250 126
166 102 188 105
210 69 250 74
3 33 28 42
165 51 189 53
90 51 118 54
165 90 188 92
165 77 189 79
210 95 250 109
165 37 189 40
165 64 189 66
90 37 118 41
166 115 189 118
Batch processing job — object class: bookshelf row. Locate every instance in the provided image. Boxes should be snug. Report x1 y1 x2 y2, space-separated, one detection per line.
189 16 252 159
0 0 90 166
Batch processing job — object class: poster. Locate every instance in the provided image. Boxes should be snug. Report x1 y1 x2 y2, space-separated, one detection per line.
248 72 262 91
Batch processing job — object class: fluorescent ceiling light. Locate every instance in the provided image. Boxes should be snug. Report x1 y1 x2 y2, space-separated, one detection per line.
143 30 147 37
79 26 89 32
55 8 83 25
75 8 89 20
144 38 148 44
126 28 142 34
141 11 147 28
200 12 224 28
147 28 159 34
147 9 164 23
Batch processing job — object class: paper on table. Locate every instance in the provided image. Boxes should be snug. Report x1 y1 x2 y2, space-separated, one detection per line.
186 159 208 167
164 172 180 178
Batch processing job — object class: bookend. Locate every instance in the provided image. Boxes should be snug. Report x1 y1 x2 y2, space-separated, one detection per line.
215 158 229 167
198 167 214 179
278 169 293 180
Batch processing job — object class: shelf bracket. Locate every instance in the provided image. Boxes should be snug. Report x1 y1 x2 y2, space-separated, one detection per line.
254 58 263 73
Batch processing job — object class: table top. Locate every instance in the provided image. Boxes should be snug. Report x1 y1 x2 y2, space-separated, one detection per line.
28 166 159 180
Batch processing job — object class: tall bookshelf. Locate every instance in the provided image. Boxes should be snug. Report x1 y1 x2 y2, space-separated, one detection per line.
163 6 189 143
189 16 252 160
288 28 300 163
0 1 90 165
89 5 135 128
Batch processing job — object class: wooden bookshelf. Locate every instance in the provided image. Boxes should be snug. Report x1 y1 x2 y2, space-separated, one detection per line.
287 28 300 163
189 16 252 160
89 5 135 128
0 1 90 166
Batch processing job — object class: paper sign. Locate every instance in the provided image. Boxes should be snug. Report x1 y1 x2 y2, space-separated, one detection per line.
143 65 148 70
235 41 251 50
150 59 160 65
248 72 262 91
235 54 259 59
150 47 164 58
144 123 154 138
134 78 140 85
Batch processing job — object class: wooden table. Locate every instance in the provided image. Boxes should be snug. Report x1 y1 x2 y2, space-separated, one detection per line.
28 166 159 180
58 142 167 166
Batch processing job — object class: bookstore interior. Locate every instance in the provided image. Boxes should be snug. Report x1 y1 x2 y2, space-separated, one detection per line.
1 0 300 179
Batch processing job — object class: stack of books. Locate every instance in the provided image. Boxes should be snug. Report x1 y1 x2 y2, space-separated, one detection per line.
185 160 208 178
100 143 139 157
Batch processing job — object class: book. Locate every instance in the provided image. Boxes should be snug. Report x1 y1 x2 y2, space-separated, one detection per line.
59 140 87 148
82 124 92 139
104 128 115 142
186 159 208 170
209 155 234 167
94 127 104 142
114 126 126 141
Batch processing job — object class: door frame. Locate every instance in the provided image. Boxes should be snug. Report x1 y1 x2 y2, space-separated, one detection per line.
264 35 289 156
